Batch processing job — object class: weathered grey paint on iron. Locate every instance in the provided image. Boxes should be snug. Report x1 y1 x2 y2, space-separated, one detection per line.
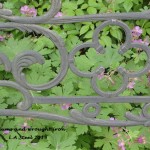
0 0 150 126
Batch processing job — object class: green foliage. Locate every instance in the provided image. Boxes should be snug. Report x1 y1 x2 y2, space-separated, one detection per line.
0 0 150 150
0 37 34 60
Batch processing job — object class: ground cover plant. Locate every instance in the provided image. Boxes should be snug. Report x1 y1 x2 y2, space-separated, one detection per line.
0 0 150 149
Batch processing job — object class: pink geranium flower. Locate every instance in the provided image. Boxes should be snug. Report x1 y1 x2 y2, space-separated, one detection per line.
110 117 115 121
20 5 37 17
132 39 149 46
97 71 105 80
61 103 72 110
28 8 37 17
136 135 146 144
54 12 63 18
3 130 10 135
127 81 135 89
132 26 143 38
118 140 126 150
20 5 29 14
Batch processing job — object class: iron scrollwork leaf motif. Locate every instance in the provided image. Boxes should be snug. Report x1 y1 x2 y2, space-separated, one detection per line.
0 22 68 91
70 103 143 126
0 53 33 110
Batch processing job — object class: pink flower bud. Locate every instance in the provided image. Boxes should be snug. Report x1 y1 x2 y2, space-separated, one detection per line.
136 136 146 144
132 26 143 38
55 12 63 17
127 81 135 89
3 130 10 134
118 140 126 150
97 71 105 80
20 5 37 17
61 103 72 110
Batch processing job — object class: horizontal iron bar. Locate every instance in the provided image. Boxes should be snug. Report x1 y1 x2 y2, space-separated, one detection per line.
33 96 150 104
1 10 149 24
47 11 150 24
0 109 144 126
0 109 83 124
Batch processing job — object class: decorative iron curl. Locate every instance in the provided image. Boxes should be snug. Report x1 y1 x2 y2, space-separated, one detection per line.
0 104 147 126
69 103 144 126
69 19 150 98
125 102 150 127
0 53 33 110
0 0 61 24
1 1 150 25
0 22 68 91
0 81 33 110
82 103 100 118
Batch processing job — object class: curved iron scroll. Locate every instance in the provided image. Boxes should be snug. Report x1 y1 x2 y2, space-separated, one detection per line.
0 0 150 127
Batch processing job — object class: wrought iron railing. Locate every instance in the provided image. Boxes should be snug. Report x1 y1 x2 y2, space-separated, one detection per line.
0 0 150 127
